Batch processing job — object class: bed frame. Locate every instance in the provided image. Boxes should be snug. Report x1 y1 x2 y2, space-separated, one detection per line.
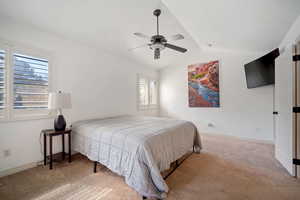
93 147 195 200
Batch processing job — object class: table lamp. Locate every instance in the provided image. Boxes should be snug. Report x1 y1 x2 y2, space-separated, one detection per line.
48 91 72 131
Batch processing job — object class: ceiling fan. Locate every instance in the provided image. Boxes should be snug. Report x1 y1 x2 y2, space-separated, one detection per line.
131 9 187 59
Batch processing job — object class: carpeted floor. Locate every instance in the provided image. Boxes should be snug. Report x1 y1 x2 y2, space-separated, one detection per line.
0 134 300 200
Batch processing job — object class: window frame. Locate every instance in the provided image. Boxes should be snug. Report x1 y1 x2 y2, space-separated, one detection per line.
137 74 159 110
0 43 9 120
0 40 53 122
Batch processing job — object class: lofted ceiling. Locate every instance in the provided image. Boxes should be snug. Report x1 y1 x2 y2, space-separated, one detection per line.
0 0 198 68
163 0 300 53
0 0 299 68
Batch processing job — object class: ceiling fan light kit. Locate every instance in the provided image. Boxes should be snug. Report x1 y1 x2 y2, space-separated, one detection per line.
132 9 187 59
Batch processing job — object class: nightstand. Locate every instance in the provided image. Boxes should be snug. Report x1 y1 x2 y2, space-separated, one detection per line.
42 129 72 169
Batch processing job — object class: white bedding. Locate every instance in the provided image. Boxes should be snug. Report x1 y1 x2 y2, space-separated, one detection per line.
72 116 201 199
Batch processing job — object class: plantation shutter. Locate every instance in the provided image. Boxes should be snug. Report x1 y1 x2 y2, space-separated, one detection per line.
0 50 5 118
138 76 149 109
13 54 49 110
149 79 158 106
137 75 158 110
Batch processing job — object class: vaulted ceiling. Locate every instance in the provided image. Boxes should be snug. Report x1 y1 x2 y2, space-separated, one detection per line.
0 0 299 68
163 0 300 53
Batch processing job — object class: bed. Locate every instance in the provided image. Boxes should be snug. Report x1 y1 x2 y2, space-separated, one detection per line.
72 115 201 199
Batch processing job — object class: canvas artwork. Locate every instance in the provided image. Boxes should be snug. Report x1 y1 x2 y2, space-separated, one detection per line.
188 60 220 107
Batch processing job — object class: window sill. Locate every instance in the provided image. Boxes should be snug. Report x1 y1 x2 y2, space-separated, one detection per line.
138 106 159 111
0 114 55 123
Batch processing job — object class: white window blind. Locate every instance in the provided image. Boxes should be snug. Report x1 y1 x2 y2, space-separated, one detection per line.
0 42 51 121
13 54 49 110
138 77 149 107
0 50 5 118
149 80 158 106
137 75 158 110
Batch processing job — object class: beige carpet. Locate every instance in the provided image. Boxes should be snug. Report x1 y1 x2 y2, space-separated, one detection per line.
1 134 300 200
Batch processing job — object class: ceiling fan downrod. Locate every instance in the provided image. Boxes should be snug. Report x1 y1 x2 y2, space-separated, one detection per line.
153 9 161 36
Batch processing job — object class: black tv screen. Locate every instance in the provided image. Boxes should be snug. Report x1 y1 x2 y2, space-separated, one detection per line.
244 48 279 89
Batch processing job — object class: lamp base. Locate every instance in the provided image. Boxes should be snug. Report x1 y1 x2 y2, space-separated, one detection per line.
54 114 66 131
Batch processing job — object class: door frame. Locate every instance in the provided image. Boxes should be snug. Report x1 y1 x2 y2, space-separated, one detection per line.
295 41 300 178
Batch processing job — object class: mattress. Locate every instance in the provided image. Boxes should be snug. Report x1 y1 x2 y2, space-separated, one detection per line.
72 115 201 199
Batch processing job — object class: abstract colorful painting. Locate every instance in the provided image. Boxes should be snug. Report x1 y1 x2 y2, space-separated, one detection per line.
188 60 220 107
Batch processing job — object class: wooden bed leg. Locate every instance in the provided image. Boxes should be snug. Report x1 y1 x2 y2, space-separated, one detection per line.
93 161 97 173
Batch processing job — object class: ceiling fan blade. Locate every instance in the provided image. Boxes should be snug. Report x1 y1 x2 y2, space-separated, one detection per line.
165 43 187 53
168 34 184 41
154 48 160 59
128 43 149 51
134 32 150 39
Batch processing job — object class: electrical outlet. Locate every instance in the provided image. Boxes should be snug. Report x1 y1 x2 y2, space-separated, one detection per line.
3 149 11 157
208 123 214 127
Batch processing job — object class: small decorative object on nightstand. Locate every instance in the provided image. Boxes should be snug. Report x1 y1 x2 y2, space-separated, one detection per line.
48 91 72 131
42 129 72 170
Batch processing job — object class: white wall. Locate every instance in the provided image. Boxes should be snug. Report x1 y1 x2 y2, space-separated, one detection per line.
280 15 300 49
159 48 274 142
0 18 158 173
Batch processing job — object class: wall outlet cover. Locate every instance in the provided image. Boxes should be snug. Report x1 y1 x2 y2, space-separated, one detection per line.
3 149 11 157
208 123 214 127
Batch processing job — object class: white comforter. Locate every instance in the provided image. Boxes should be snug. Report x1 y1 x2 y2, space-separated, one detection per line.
72 116 201 199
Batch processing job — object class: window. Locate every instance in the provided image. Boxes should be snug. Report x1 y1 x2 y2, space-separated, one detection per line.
0 49 6 119
137 75 158 110
0 43 51 121
13 54 49 110
149 79 158 105
138 76 149 107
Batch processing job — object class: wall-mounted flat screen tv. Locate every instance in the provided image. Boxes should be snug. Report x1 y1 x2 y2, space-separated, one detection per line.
244 48 279 89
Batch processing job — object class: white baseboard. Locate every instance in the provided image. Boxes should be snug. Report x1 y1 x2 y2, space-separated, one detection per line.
0 162 39 178
0 151 78 178
201 132 274 144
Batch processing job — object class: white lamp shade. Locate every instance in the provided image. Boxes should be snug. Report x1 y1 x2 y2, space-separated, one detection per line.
48 92 72 110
